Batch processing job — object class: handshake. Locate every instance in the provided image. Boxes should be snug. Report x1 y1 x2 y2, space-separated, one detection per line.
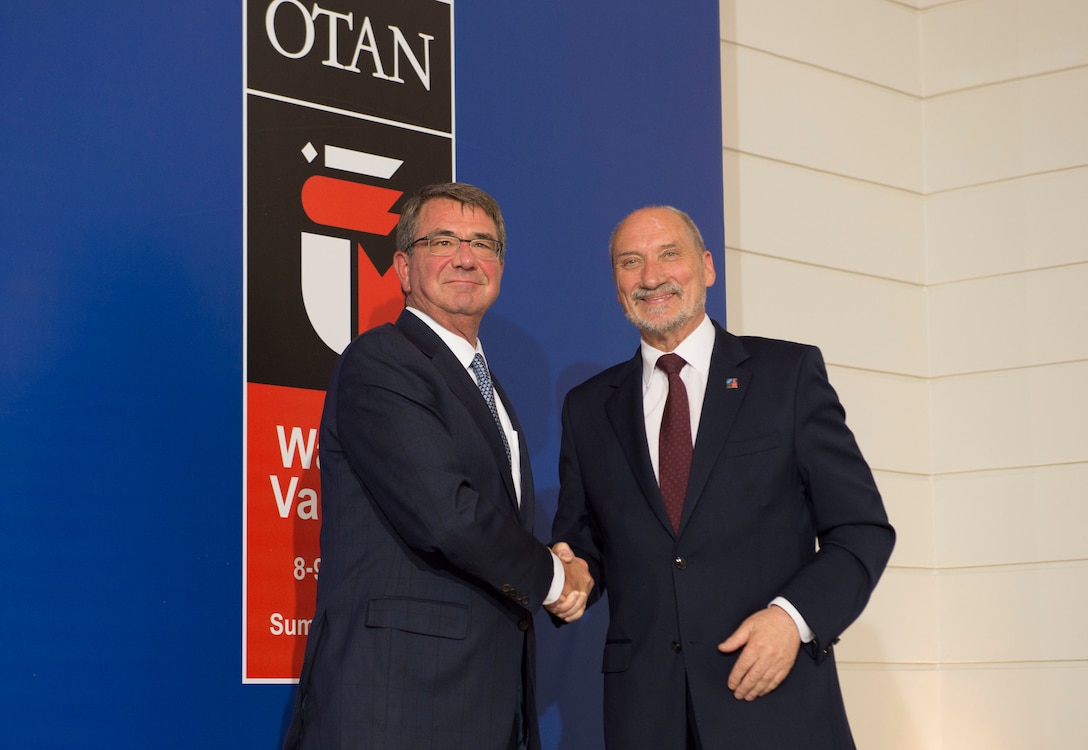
544 542 594 622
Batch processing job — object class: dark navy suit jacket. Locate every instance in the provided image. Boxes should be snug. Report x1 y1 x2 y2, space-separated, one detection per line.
552 321 895 749
285 310 552 750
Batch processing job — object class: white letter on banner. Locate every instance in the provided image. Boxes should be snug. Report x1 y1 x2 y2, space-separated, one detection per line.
311 4 354 70
270 475 299 518
276 425 317 470
347 16 390 79
296 488 319 520
265 0 315 59
387 26 433 91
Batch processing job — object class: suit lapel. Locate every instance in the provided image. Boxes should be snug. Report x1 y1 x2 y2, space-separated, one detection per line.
605 351 676 535
678 324 751 534
493 376 534 530
396 311 521 515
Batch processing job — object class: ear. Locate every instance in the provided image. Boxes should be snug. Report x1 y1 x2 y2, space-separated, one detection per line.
702 250 717 287
393 251 412 295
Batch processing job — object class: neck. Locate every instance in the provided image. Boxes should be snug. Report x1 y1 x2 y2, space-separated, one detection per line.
406 304 481 345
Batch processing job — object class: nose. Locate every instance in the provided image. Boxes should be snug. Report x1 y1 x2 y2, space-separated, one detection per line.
640 256 664 287
450 239 478 268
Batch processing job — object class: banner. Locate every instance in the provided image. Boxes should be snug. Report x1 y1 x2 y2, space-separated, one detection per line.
242 0 454 683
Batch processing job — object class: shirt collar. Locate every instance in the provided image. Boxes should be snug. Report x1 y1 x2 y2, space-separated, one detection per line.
405 306 485 369
639 314 714 388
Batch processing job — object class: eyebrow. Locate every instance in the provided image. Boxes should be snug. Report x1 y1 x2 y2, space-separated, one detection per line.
425 228 499 240
615 241 682 256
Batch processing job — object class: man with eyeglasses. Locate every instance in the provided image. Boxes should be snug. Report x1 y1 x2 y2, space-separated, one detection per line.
284 183 593 750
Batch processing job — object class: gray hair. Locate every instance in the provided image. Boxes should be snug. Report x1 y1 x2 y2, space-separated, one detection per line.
395 182 506 258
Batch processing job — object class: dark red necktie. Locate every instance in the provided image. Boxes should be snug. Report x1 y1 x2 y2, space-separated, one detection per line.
656 353 692 533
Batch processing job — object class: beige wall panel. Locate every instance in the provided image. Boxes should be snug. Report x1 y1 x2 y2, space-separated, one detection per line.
925 67 1088 192
723 151 925 282
876 470 934 568
724 247 743 326
838 567 937 665
720 0 921 94
934 463 1088 568
905 0 956 9
827 366 931 476
931 362 1088 473
721 43 923 191
928 264 1088 376
922 0 1088 95
839 666 941 750
722 251 926 374
926 166 1088 283
721 2 1085 748
723 251 927 375
941 665 1088 750
939 562 1088 662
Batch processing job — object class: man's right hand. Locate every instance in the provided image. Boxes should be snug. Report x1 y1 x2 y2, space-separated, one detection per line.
545 542 594 622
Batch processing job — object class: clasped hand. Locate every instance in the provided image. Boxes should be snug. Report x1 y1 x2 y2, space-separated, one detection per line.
545 542 594 622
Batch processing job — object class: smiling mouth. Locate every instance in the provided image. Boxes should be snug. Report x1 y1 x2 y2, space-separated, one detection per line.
632 282 682 305
636 290 677 307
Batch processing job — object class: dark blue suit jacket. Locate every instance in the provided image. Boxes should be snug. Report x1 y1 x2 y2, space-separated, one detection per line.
285 310 553 750
552 322 895 749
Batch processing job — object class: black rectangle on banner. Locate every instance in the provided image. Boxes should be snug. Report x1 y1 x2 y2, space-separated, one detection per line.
246 95 452 390
246 0 452 133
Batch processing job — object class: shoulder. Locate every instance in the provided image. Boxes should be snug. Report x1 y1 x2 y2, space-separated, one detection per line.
332 322 441 391
716 329 828 387
566 356 638 398
338 323 402 364
735 334 819 362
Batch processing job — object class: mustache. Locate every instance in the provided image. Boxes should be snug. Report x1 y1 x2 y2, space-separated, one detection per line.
631 282 682 300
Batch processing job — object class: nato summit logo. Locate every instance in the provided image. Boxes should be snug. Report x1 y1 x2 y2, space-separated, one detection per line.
243 0 452 682
245 0 452 391
296 141 406 355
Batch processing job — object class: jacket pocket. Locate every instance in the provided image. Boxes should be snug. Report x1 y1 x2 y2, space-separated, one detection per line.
723 432 780 457
601 640 633 673
365 596 469 640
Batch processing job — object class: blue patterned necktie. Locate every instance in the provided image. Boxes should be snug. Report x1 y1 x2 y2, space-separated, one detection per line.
656 353 691 533
470 353 512 464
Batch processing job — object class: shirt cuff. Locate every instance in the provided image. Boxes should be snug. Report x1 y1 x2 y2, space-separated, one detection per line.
770 596 815 643
543 551 566 606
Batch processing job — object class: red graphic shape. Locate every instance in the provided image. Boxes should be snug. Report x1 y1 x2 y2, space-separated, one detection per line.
301 177 401 235
358 243 405 334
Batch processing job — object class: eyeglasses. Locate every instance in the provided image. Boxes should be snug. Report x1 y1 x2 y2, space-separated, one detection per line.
408 234 504 260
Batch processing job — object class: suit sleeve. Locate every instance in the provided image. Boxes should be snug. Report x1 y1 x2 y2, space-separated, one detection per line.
551 391 605 607
334 335 554 610
777 346 895 657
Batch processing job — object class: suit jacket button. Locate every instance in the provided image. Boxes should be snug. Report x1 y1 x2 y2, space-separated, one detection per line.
502 584 513 593
519 619 530 632
672 641 682 652
674 556 687 570
520 595 529 605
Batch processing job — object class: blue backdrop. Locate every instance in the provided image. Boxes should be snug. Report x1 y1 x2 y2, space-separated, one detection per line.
1 2 722 746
